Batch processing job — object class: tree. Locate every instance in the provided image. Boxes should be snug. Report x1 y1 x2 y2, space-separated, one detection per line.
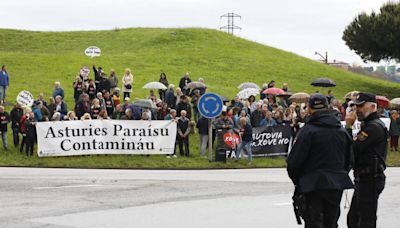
343 2 400 62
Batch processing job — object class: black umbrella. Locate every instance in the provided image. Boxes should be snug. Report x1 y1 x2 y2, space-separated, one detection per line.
311 78 336 87
132 99 157 109
276 91 293 97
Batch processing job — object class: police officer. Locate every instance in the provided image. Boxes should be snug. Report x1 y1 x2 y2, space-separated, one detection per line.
287 93 353 228
346 92 388 228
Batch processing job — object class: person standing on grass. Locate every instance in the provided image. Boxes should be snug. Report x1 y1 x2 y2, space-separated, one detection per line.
177 110 191 157
158 72 169 100
19 108 30 153
165 84 176 109
108 69 118 94
10 103 23 148
235 117 253 164
0 106 10 151
179 72 192 96
0 65 9 105
73 76 86 104
389 110 400 152
196 116 209 158
122 68 133 99
92 65 103 93
24 111 36 156
165 109 178 158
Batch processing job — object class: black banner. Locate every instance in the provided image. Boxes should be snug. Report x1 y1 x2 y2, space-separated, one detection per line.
251 124 293 157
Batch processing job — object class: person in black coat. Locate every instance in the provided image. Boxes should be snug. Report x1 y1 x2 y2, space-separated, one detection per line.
196 116 209 157
287 93 353 228
10 103 23 147
158 72 169 100
345 92 388 228
235 117 253 163
178 72 192 96
24 111 37 156
250 103 263 127
0 105 10 150
165 85 177 109
98 73 111 94
176 95 192 120
177 110 191 157
74 94 91 119
92 65 103 93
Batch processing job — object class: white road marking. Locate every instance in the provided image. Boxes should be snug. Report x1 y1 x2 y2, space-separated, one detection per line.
33 184 104 190
273 202 292 206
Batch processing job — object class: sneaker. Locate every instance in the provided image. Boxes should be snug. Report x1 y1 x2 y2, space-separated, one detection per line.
166 155 171 159
172 155 177 158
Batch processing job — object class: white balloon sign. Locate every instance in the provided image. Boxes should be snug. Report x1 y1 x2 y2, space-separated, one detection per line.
16 90 34 107
84 46 101 57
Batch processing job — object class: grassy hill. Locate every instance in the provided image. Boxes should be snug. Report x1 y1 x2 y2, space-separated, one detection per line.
1 27 400 169
1 27 400 105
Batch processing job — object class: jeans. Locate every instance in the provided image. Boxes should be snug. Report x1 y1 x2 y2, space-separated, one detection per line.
235 140 252 162
12 127 19 146
0 131 7 149
0 86 5 101
199 134 208 156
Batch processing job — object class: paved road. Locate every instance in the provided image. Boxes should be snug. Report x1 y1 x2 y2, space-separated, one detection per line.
1 167 399 228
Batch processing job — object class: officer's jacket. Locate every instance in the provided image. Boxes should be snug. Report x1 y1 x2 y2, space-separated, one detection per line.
287 110 354 193
348 112 387 172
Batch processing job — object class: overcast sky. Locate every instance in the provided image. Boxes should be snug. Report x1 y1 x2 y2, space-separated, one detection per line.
0 0 396 66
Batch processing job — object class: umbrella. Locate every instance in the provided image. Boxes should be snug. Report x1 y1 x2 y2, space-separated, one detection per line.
132 99 157 109
262 87 285 95
276 91 293 97
376 95 389 108
218 95 229 102
343 91 359 99
143 82 167 90
184 82 206 89
238 82 260 91
311 78 336 87
237 88 259 100
289 92 310 103
390 98 400 107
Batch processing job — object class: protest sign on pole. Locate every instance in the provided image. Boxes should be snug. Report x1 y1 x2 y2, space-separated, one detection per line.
16 90 34 107
84 46 101 58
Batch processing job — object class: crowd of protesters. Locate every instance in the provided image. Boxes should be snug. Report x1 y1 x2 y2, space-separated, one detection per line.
1 64 399 162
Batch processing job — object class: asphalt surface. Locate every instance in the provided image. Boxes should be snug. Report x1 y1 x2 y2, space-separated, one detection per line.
0 167 399 228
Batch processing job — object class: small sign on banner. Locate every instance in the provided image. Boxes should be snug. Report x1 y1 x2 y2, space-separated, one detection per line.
84 46 101 58
16 90 34 107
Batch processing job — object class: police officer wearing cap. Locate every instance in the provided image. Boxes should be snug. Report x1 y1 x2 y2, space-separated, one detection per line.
287 93 354 227
346 92 388 228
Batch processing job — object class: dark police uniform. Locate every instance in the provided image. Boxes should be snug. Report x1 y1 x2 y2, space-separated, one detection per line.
347 92 388 228
287 93 353 228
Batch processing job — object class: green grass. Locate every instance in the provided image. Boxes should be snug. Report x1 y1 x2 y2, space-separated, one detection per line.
1 27 400 169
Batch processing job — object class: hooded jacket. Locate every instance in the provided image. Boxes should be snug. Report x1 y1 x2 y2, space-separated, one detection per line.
287 110 354 193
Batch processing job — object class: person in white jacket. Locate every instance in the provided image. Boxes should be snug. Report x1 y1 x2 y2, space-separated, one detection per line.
122 68 133 99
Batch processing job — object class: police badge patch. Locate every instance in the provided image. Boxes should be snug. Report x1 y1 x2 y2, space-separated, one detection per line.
357 131 368 141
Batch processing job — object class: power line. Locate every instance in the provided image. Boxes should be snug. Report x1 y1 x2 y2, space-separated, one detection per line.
220 12 241 35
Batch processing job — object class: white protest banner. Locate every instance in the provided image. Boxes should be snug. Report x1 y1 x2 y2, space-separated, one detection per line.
16 90 34 107
84 46 101 57
340 118 390 137
36 120 177 157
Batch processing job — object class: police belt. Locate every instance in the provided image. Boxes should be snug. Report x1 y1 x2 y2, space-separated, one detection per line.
355 165 385 176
